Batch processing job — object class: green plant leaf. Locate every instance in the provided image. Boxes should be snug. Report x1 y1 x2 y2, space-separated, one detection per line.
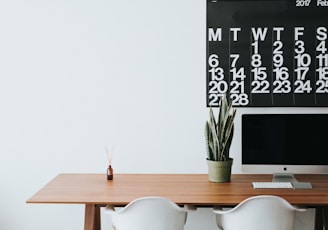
205 94 236 162
205 121 214 160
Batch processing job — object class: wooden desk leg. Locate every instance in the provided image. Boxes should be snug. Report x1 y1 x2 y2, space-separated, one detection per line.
95 205 101 230
84 204 101 230
314 207 328 230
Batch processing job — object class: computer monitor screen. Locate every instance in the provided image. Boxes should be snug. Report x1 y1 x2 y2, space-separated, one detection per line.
242 114 328 175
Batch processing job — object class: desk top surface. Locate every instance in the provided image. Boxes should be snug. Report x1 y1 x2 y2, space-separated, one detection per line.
26 173 328 206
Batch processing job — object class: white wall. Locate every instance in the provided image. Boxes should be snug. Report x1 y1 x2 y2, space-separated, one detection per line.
0 0 326 229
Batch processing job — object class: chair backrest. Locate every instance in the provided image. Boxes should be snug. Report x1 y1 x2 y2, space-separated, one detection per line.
105 196 188 230
213 195 306 230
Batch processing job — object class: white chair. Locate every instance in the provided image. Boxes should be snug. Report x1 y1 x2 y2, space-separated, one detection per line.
213 195 306 230
104 196 194 230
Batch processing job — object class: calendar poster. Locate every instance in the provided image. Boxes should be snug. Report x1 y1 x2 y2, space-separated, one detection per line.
207 0 328 107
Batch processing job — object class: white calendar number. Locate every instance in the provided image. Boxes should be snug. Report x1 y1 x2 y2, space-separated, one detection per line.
230 81 244 93
208 54 220 68
209 67 225 81
252 67 267 81
273 54 284 68
208 94 220 106
294 66 309 80
295 53 311 67
231 93 249 106
317 54 328 67
251 80 270 93
230 68 246 81
316 80 328 93
273 67 289 81
295 40 306 54
316 67 328 80
208 81 228 94
294 80 312 93
273 40 283 54
273 80 291 93
296 0 311 6
230 54 240 68
316 41 327 53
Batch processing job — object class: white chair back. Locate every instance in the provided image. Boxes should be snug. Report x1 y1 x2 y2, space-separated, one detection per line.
213 195 306 230
105 196 188 230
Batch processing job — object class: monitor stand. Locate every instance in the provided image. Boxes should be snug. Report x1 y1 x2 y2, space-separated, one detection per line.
272 173 312 189
272 173 297 182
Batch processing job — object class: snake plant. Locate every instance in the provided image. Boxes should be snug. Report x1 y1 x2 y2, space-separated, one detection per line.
205 95 236 161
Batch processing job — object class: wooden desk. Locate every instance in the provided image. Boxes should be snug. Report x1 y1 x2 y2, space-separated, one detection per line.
27 174 328 230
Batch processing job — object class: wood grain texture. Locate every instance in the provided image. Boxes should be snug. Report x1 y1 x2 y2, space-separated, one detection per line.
27 173 328 206
27 173 328 230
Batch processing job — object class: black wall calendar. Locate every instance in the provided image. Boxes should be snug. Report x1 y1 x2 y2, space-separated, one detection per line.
207 0 328 107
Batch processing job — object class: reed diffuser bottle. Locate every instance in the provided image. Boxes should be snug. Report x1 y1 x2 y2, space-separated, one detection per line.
105 145 114 180
107 165 113 180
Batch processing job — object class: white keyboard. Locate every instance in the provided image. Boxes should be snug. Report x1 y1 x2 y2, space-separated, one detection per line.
252 182 293 189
